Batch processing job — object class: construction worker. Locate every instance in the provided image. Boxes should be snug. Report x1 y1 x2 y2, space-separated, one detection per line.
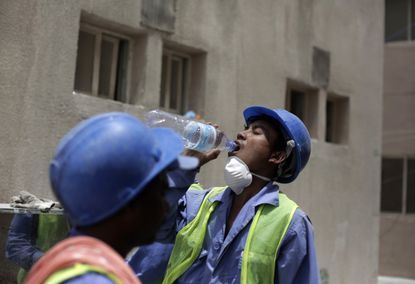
25 112 199 284
6 213 70 284
132 106 320 283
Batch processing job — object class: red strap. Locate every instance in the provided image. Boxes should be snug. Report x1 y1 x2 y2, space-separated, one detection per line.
25 236 141 284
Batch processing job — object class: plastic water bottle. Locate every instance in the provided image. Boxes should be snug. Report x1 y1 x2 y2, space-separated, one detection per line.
145 110 237 153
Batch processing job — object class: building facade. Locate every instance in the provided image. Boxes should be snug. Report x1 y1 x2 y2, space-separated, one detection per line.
380 0 415 281
0 1 384 283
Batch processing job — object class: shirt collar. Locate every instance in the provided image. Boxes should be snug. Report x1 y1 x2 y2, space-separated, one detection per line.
208 182 280 207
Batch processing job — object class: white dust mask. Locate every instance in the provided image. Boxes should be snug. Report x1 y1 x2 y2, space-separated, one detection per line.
224 156 271 195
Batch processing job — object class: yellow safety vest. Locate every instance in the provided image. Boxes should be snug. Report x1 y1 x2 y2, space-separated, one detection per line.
44 263 121 284
163 185 298 284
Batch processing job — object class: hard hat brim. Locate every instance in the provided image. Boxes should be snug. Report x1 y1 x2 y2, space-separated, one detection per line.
243 106 294 142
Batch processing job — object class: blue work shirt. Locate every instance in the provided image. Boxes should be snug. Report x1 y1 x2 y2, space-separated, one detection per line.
133 171 320 284
6 214 43 270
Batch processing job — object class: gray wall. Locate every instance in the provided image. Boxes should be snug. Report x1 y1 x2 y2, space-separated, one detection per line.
0 1 384 283
379 214 415 279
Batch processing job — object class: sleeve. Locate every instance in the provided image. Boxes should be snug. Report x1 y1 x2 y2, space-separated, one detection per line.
153 168 199 242
275 209 320 284
128 242 174 283
5 214 44 270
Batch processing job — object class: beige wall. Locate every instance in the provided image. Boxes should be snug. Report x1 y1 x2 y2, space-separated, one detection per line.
379 214 415 279
0 1 384 283
380 43 415 278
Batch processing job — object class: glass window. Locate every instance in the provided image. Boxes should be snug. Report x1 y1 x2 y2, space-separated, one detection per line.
160 55 168 108
381 158 403 212
285 83 319 139
74 26 129 102
99 37 117 98
160 51 189 113
326 100 334 142
289 90 306 121
325 95 349 144
169 58 181 110
74 31 95 93
114 40 129 102
406 159 415 212
385 0 409 42
412 0 415 39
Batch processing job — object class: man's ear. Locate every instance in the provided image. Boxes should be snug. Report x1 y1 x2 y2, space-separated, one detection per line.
269 151 286 165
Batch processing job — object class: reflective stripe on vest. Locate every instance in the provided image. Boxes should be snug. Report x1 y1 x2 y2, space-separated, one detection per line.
163 186 298 284
44 263 121 284
241 192 298 284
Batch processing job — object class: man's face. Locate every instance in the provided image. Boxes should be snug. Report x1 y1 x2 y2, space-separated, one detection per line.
126 172 169 245
229 119 279 173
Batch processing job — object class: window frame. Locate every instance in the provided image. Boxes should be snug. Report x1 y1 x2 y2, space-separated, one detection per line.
385 0 415 42
285 81 319 139
325 93 349 145
159 48 191 114
74 24 132 101
381 156 415 214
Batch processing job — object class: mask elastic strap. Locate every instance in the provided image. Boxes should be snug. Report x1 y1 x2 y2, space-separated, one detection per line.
251 172 272 182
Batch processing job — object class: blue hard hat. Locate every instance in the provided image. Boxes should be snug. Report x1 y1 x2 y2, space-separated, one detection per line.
243 106 311 183
184 111 196 119
49 112 198 227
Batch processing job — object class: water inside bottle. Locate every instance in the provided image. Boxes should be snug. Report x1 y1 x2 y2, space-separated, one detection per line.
183 121 201 148
183 122 216 152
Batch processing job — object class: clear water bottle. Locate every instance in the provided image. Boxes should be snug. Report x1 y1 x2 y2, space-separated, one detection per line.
145 110 237 153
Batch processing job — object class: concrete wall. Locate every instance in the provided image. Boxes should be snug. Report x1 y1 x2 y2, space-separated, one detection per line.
379 276 415 284
380 43 415 279
0 1 384 283
379 214 415 279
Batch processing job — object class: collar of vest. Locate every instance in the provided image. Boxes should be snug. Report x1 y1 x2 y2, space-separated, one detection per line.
208 183 280 208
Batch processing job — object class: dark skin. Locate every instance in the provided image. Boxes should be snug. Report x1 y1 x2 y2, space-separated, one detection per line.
78 173 169 257
187 119 287 236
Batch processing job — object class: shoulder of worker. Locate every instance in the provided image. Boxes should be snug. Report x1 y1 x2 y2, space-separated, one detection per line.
167 168 198 189
179 183 226 223
283 207 315 243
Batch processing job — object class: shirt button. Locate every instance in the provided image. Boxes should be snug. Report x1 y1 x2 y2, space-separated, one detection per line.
213 243 220 250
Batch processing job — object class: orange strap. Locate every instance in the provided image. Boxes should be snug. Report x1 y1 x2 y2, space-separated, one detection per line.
25 236 141 284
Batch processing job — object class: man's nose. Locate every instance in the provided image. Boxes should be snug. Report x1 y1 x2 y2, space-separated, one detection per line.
237 131 246 140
